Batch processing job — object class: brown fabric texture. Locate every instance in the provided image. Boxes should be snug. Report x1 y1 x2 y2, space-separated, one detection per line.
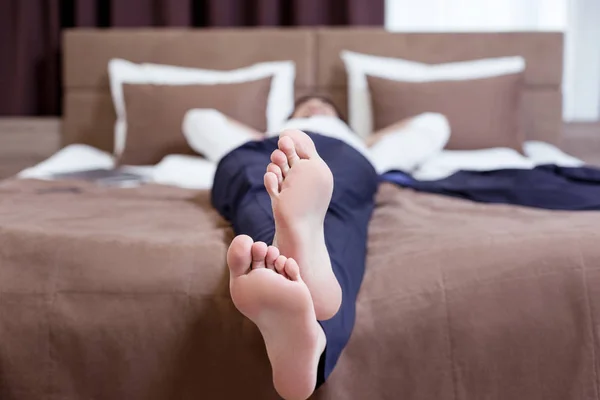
119 77 271 165
1 179 600 399
61 29 317 153
63 29 317 91
367 73 525 151
317 30 563 88
61 30 564 153
0 0 384 116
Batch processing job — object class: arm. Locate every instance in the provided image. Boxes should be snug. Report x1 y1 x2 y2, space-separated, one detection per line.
224 116 264 141
183 108 266 163
365 116 416 147
366 112 451 173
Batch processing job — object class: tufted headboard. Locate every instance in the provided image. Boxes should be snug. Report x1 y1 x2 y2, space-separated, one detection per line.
62 28 563 153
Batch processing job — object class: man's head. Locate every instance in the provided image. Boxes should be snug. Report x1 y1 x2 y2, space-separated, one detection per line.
290 95 344 120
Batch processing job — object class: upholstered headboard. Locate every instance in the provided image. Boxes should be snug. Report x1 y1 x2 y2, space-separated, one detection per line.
62 28 563 153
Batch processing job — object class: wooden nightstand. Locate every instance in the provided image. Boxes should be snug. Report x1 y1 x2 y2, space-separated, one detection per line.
0 118 61 180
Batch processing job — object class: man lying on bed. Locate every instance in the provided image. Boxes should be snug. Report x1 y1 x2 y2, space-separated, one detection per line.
194 95 600 213
207 97 449 399
184 95 451 175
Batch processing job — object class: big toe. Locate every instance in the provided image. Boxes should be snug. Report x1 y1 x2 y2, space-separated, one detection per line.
280 129 318 160
278 135 301 167
227 235 253 278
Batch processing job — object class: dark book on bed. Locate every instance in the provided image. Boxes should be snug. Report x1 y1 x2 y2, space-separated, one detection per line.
50 168 148 187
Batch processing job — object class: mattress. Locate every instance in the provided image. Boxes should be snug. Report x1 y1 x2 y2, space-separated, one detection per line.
1 178 599 399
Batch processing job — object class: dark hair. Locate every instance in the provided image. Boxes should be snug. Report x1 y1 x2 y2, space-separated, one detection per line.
289 94 347 122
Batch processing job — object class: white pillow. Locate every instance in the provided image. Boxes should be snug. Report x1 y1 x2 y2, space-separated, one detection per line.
340 51 526 138
108 59 295 156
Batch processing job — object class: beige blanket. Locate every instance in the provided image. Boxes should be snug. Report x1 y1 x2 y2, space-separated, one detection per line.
1 179 599 400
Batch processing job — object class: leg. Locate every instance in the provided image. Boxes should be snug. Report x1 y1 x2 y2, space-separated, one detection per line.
213 131 375 320
265 130 340 320
266 130 378 384
213 131 378 395
211 137 278 240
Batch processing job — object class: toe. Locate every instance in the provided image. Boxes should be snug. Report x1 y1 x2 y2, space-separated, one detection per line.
265 246 280 270
264 172 279 198
278 136 300 167
284 258 301 281
280 129 318 159
271 149 289 176
227 235 253 277
266 163 283 188
274 255 288 277
251 242 268 269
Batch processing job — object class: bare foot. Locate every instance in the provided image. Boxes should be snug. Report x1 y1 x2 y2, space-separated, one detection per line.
227 235 326 400
263 129 342 320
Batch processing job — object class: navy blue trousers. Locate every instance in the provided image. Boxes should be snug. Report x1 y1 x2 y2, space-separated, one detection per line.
211 133 378 386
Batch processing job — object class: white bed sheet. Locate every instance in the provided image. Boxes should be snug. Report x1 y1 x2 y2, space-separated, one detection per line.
413 142 584 181
16 145 214 190
17 144 117 179
16 140 585 190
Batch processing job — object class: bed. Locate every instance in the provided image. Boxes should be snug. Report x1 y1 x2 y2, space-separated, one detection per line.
2 28 600 400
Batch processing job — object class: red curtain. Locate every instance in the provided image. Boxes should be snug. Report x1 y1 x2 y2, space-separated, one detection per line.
0 0 384 116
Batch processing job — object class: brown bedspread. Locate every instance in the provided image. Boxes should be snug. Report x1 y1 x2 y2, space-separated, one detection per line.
1 179 599 400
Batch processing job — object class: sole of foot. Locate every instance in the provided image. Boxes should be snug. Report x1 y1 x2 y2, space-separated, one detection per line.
263 129 342 321
227 235 326 400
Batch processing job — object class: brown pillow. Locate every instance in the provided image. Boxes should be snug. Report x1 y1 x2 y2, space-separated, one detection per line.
367 73 525 151
120 77 272 165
